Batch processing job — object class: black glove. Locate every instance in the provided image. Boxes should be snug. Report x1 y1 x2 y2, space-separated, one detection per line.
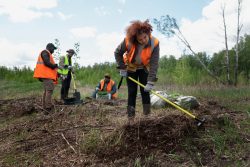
53 64 58 69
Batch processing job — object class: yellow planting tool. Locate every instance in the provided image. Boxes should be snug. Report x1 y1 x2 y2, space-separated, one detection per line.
128 77 205 126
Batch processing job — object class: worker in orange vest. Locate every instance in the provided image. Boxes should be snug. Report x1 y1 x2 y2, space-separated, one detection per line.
33 43 58 113
114 20 160 124
92 73 117 100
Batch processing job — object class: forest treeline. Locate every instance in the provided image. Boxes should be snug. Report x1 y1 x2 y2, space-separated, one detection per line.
1 34 250 86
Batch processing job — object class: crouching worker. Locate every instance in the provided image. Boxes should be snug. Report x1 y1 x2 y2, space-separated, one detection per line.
92 73 117 100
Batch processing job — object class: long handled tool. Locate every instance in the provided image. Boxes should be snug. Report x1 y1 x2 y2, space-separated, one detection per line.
118 76 123 89
128 77 205 126
71 72 81 100
63 72 83 105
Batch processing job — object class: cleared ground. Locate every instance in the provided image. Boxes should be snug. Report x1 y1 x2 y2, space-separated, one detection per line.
0 96 249 166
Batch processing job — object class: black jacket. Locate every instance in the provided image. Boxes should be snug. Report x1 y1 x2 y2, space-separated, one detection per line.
41 50 58 69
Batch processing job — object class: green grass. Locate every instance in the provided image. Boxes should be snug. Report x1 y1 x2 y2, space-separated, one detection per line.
0 80 42 99
1 153 41 167
182 116 249 166
156 84 250 112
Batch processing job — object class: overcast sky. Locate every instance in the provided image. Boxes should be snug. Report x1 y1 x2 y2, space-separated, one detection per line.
0 0 250 68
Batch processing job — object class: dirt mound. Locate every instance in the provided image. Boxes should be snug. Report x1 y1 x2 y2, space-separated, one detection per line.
0 97 249 166
97 115 196 160
0 97 40 118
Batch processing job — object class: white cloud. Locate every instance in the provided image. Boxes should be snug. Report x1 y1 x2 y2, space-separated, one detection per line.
70 31 124 66
57 11 73 21
95 6 110 16
0 38 41 68
0 0 57 23
168 0 250 56
96 32 124 61
70 27 97 38
118 0 126 5
117 9 123 14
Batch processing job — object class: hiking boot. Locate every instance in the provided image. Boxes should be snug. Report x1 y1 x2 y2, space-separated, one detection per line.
143 104 151 115
127 106 135 125
127 106 135 117
127 116 135 125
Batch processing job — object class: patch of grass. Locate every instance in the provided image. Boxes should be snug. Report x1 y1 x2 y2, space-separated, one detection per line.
167 153 182 162
1 153 41 167
170 85 250 112
133 154 157 167
80 129 102 153
1 154 19 166
0 80 41 99
183 116 248 166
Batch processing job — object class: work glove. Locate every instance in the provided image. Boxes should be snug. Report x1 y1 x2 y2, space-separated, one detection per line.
144 81 154 92
68 66 73 70
95 87 99 91
107 93 111 100
119 69 127 77
60 75 67 81
58 66 63 70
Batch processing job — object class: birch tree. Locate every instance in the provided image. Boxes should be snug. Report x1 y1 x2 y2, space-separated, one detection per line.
234 0 243 86
153 15 225 84
221 4 231 85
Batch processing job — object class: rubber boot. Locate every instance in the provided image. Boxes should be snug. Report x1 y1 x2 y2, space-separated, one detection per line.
127 106 135 125
143 104 151 116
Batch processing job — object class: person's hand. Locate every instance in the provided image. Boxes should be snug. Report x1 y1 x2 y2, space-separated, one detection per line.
108 93 111 100
60 75 67 81
95 87 99 91
57 65 63 70
120 69 127 77
54 64 58 69
68 66 73 70
144 82 154 92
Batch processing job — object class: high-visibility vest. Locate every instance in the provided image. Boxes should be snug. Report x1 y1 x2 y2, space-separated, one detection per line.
99 79 117 99
33 50 58 83
57 55 69 75
123 36 159 70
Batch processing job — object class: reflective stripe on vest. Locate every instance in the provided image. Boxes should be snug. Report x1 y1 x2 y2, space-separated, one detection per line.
123 36 159 66
99 79 117 98
57 56 69 75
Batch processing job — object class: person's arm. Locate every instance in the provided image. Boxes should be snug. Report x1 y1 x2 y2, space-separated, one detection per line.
114 39 127 69
41 50 58 69
95 82 101 90
110 82 117 95
147 43 160 82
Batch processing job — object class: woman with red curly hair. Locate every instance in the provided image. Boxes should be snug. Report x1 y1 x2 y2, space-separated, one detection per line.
114 20 160 124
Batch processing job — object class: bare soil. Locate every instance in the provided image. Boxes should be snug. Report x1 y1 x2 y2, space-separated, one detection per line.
0 96 249 166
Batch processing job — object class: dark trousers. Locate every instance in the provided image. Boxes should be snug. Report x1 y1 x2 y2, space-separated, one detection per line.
126 69 150 107
61 73 71 100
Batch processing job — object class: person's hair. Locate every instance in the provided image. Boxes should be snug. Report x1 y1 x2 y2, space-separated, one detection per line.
125 19 152 44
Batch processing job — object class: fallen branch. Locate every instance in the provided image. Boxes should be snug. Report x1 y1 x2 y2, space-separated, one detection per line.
61 133 77 154
35 104 49 113
54 125 115 133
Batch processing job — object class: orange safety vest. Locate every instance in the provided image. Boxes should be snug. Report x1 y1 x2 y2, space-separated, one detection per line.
99 79 117 99
33 50 58 84
123 36 159 66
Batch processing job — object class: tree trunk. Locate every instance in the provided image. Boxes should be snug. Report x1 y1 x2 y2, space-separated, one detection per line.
222 5 231 85
234 0 242 86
